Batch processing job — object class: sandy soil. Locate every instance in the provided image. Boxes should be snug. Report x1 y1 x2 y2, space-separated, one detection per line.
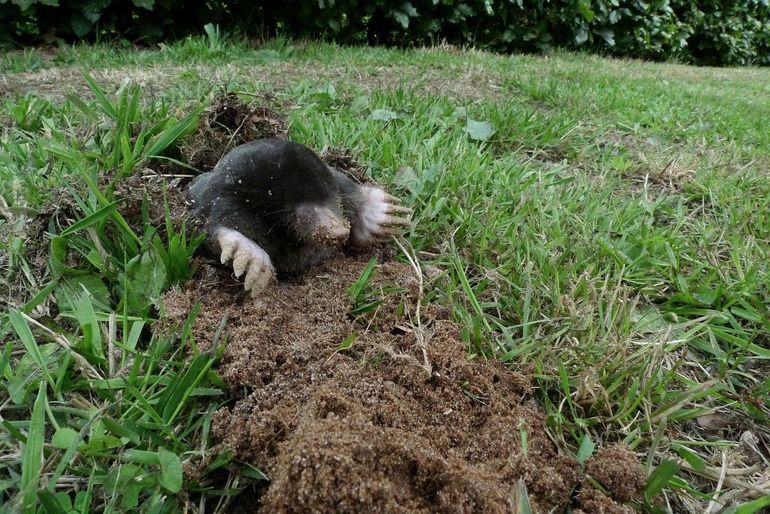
161 250 644 513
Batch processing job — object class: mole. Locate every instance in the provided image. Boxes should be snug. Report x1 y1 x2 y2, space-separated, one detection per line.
187 139 411 296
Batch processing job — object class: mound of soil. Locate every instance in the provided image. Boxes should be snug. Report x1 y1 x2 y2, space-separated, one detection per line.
161 252 644 513
181 92 288 172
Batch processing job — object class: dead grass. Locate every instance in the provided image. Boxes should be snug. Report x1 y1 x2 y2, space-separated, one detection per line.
1 61 506 102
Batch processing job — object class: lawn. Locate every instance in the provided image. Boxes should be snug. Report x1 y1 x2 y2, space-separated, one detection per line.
1 34 770 513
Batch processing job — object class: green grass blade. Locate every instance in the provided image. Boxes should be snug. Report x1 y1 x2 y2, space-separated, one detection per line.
0 342 12 379
159 352 216 424
9 309 56 390
723 496 770 514
144 112 200 158
20 383 47 513
83 73 118 119
59 200 121 237
73 290 105 362
65 93 100 122
347 256 377 302
21 280 59 314
645 460 680 502
75 170 141 247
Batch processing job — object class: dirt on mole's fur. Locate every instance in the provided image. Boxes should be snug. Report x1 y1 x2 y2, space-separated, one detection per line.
161 251 644 513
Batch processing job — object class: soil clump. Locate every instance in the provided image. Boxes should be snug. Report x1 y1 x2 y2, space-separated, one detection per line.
161 252 644 513
180 92 288 173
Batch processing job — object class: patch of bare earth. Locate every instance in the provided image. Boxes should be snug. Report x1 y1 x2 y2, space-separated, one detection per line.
161 251 643 512
0 62 504 102
587 444 646 503
0 67 168 102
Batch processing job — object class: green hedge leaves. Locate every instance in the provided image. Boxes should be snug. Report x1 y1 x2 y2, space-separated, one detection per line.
2 0 768 65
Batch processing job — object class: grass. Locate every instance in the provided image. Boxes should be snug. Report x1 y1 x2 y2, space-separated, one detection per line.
1 32 770 513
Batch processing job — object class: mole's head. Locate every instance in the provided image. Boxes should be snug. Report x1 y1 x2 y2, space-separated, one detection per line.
238 140 352 246
290 203 351 245
248 163 350 246
213 139 354 248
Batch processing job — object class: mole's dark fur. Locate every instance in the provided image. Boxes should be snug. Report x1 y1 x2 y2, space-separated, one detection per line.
188 139 375 277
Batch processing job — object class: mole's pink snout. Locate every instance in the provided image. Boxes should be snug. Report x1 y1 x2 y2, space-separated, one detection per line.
296 204 351 245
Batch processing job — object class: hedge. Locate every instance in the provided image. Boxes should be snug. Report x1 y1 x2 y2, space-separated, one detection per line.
1 0 769 66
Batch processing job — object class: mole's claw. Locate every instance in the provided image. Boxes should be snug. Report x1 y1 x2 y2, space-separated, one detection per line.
384 193 403 204
216 228 275 294
371 227 403 237
386 204 412 215
350 186 412 246
384 215 412 227
219 239 239 264
232 249 251 277
244 261 274 296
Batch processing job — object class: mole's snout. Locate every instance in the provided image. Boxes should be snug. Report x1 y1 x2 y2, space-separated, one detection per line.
295 204 351 245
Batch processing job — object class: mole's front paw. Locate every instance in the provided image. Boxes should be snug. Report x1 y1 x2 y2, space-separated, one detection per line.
350 186 412 246
216 227 276 296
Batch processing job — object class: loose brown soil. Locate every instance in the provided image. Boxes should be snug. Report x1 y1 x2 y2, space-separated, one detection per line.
181 92 288 173
321 146 374 185
587 444 647 504
161 250 644 513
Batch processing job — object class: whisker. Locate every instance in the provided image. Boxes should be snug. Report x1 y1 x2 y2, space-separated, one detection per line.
262 207 294 216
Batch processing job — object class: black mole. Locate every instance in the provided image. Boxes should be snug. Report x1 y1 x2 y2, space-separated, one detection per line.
187 139 411 296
